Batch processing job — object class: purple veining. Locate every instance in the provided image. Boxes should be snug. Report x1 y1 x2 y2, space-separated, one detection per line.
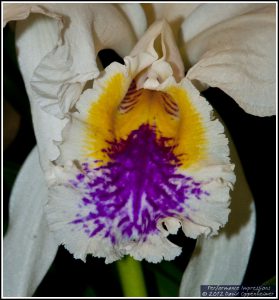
69 124 209 244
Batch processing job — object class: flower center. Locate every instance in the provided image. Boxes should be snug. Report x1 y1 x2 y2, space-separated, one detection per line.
68 73 211 244
83 74 207 170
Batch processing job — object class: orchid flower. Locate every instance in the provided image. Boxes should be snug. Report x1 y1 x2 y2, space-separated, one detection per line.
3 3 275 297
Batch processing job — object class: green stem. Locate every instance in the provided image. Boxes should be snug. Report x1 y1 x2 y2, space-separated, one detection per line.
116 256 148 297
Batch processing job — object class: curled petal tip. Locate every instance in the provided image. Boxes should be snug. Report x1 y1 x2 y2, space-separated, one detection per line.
185 4 276 116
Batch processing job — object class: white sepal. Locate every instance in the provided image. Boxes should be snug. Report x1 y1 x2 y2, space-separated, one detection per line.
3 148 59 297
179 129 256 296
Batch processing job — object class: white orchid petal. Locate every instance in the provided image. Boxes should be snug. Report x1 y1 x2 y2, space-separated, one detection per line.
179 128 256 297
12 3 142 168
36 3 139 73
142 3 200 23
15 13 59 88
3 148 59 297
15 14 68 170
29 3 139 119
117 3 147 39
3 3 62 27
142 4 268 55
180 3 270 48
185 5 276 116
142 3 200 40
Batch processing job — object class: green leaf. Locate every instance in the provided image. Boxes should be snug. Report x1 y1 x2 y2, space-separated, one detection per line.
154 271 179 297
84 286 97 297
262 276 276 286
146 261 183 296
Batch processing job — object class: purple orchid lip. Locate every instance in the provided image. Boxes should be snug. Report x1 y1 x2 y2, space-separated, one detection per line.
70 124 209 244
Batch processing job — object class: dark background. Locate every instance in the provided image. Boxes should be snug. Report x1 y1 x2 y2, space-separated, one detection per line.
3 26 276 296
